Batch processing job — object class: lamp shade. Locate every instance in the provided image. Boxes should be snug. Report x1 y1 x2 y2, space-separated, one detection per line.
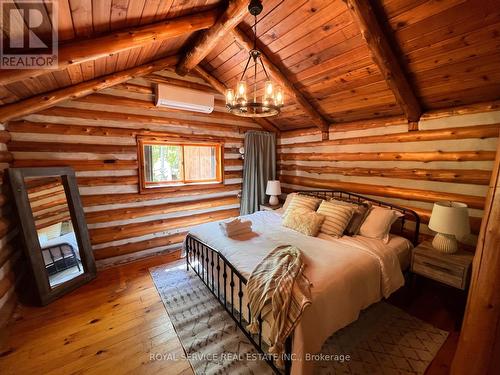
265 180 281 196
428 201 470 236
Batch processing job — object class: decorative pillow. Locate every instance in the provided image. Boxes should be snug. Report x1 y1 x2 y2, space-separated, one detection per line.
284 194 322 216
328 199 371 236
282 207 325 236
359 206 403 243
316 200 355 237
282 192 297 213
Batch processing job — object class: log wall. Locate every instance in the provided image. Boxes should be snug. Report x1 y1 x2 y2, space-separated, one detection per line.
278 111 500 244
0 126 19 330
6 69 251 268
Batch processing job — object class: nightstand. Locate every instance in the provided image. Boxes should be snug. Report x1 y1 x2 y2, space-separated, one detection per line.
259 202 283 211
411 241 473 290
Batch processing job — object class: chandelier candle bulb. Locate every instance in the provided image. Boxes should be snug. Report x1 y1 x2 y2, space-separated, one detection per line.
225 89 235 106
265 81 274 98
236 81 247 102
275 87 284 106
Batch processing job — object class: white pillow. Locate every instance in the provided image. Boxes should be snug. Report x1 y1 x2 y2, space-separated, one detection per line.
359 206 403 243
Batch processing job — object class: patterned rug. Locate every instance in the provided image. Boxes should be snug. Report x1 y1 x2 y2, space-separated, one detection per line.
150 261 448 375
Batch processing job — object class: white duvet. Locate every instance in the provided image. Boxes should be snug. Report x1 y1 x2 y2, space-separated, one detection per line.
187 210 406 375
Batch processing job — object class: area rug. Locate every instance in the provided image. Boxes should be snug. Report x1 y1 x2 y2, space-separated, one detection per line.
150 261 448 375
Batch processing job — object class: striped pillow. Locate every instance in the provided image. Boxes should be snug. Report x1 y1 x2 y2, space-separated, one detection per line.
328 199 371 236
317 200 355 237
284 194 322 216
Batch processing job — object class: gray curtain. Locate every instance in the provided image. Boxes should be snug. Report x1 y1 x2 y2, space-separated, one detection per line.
240 131 276 215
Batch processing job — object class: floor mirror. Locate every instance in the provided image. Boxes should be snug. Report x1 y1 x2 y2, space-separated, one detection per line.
9 167 96 305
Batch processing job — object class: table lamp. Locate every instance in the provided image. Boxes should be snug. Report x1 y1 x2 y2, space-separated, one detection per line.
265 180 281 206
428 201 470 253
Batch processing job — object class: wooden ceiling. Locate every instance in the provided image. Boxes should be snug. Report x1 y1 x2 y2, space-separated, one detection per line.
1 0 499 131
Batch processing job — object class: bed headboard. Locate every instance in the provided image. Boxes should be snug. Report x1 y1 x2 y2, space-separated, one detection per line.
296 190 420 246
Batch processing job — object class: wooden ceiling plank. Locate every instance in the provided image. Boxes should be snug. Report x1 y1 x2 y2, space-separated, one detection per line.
0 8 219 86
0 55 179 123
175 0 249 76
69 0 93 37
192 65 280 134
344 0 422 122
230 27 330 133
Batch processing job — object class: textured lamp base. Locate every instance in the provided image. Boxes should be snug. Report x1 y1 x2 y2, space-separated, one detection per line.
432 233 458 253
269 195 279 206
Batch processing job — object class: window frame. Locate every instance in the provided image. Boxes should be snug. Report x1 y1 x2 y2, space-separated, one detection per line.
137 136 224 194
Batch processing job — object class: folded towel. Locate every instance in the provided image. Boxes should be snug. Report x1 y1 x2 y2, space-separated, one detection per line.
226 227 252 237
220 218 252 237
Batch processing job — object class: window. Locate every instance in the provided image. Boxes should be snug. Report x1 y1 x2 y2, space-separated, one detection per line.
138 137 223 192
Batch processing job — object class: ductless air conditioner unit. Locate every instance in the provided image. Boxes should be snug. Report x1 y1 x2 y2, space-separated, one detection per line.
154 83 214 113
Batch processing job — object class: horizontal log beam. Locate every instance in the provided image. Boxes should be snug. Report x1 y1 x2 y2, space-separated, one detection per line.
0 10 219 86
35 106 246 134
90 208 239 244
176 0 249 75
81 183 241 206
192 65 280 133
86 195 238 224
8 120 138 137
0 55 180 123
279 124 500 148
344 0 421 121
143 73 219 95
8 141 137 154
13 159 138 171
73 93 254 125
279 101 500 138
280 151 496 162
279 127 320 139
280 175 485 209
34 206 70 221
36 214 72 231
77 176 138 187
29 198 67 212
421 99 500 121
278 164 492 185
94 232 188 260
230 27 330 132
7 120 243 144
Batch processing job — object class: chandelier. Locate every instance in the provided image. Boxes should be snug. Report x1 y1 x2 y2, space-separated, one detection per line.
225 0 284 117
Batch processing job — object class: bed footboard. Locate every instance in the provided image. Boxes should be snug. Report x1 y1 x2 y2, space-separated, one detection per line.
185 234 292 375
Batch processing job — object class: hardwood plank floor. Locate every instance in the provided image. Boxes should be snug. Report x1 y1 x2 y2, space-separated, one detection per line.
0 252 461 374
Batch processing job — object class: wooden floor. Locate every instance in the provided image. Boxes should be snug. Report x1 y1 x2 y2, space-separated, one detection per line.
0 252 462 374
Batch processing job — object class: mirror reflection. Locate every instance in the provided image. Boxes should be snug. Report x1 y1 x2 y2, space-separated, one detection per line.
25 176 83 288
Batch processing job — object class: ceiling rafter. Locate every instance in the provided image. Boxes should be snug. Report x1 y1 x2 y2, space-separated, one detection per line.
343 0 422 122
230 27 330 136
175 0 250 76
0 55 180 123
193 65 280 134
0 9 219 87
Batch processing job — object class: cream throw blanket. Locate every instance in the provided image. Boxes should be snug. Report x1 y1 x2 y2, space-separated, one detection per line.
246 245 312 367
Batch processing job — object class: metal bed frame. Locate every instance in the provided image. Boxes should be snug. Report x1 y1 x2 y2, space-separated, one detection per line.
185 190 420 374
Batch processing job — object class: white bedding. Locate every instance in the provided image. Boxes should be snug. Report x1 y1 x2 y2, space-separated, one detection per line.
187 210 411 374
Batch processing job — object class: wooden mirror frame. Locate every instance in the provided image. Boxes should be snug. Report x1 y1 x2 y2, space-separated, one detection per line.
8 167 97 305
